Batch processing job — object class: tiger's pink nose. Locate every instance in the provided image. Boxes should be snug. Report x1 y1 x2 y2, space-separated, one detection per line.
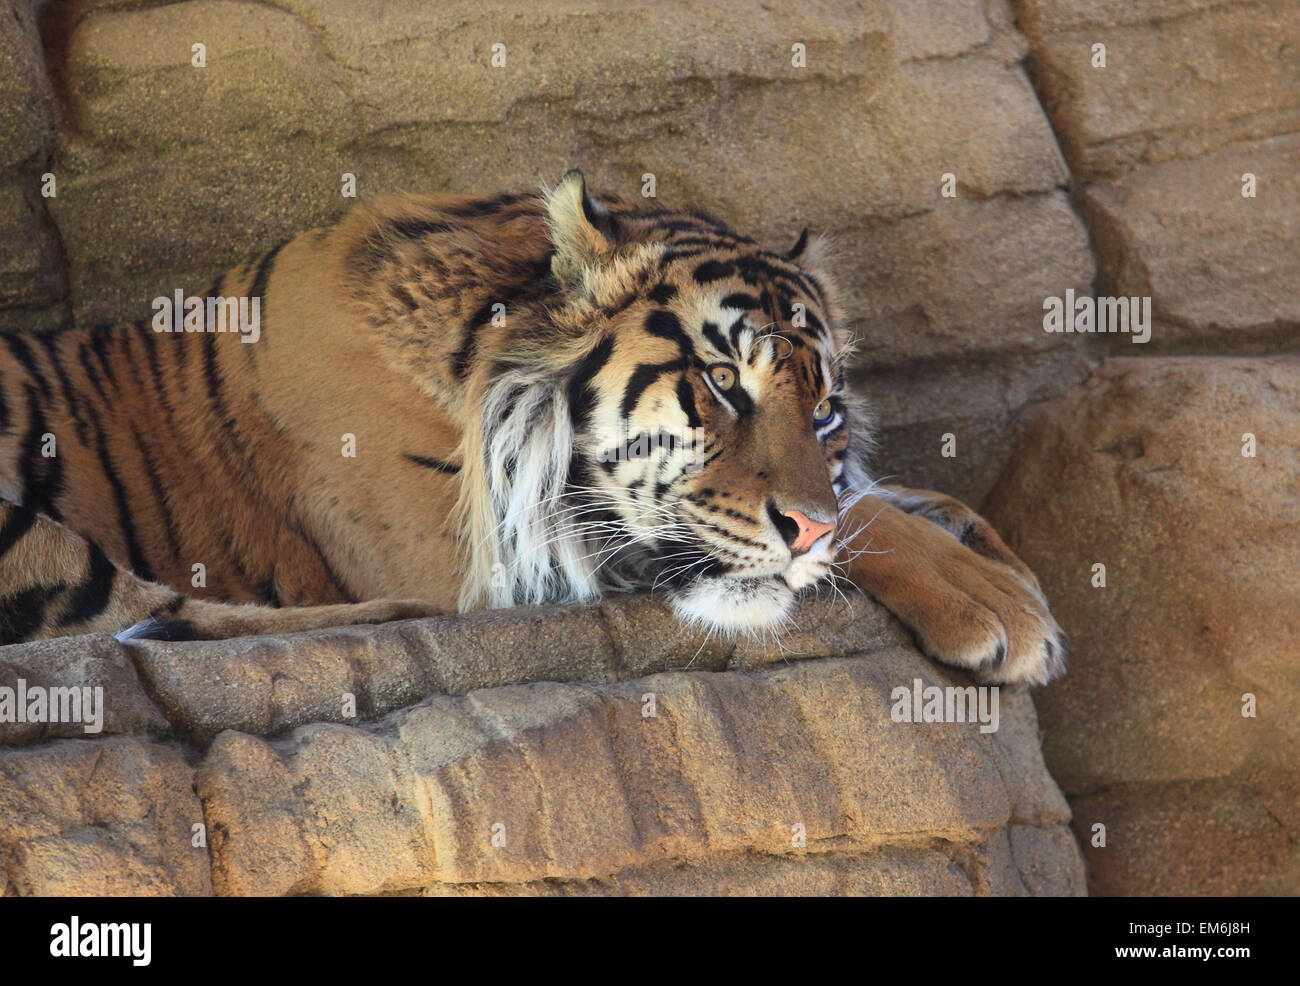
782 509 835 555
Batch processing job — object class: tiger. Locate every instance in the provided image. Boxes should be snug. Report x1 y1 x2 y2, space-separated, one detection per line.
0 170 1066 685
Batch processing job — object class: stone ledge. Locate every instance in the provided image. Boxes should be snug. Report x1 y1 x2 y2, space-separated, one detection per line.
0 591 1083 896
194 650 1074 895
0 737 211 896
2 591 903 745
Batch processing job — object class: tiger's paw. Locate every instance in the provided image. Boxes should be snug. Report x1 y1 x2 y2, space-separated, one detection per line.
901 546 1068 687
839 490 1067 687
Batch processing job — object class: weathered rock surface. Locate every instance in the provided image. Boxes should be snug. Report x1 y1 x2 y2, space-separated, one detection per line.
125 592 899 743
0 634 169 744
0 0 1094 503
0 593 1084 896
1016 0 1300 178
195 651 1075 896
984 355 1300 895
0 0 67 330
1017 0 1300 351
1080 139 1300 349
0 738 211 896
422 847 978 897
45 0 1085 333
0 0 54 172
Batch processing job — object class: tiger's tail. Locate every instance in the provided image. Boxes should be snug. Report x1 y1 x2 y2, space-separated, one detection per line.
0 499 440 645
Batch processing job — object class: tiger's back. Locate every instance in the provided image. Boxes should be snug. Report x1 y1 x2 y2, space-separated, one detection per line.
0 192 550 630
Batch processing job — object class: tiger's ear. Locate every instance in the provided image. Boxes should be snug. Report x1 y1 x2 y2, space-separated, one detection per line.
787 228 810 260
786 226 833 276
545 169 619 295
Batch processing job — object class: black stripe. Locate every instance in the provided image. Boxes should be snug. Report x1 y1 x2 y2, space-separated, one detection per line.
499 381 527 420
75 341 111 405
0 503 36 559
452 255 553 379
118 322 152 404
665 233 757 250
403 453 460 474
87 415 154 580
675 376 701 429
249 241 287 311
728 315 748 352
34 331 90 445
621 358 686 418
255 578 282 607
736 253 808 282
652 216 731 234
451 300 497 380
441 193 525 218
660 247 713 264
56 542 118 627
172 317 189 375
596 286 644 321
725 381 754 417
288 519 358 604
386 218 455 240
701 321 733 358
3 333 52 400
135 320 178 420
803 271 830 309
0 584 62 644
247 240 287 358
776 328 807 352
89 325 120 391
19 384 64 519
693 260 734 284
128 420 183 562
719 292 762 312
202 331 254 463
788 228 809 259
648 282 677 305
567 335 615 429
644 309 695 361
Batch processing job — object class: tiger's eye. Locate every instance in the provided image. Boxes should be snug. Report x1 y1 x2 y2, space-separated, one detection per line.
709 365 737 390
813 398 834 424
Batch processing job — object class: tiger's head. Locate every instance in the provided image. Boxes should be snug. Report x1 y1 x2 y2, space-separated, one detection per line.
468 170 872 635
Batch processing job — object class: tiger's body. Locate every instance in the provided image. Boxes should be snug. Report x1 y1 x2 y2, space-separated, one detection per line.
0 172 1066 684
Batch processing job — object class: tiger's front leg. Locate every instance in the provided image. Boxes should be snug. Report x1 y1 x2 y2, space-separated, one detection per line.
0 500 443 645
836 487 1067 686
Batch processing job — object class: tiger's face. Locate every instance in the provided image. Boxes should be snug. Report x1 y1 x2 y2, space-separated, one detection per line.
548 175 866 635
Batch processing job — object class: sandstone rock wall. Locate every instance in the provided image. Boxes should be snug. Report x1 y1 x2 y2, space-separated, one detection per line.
1018 0 1300 352
984 356 1300 896
5 0 1103 504
1 594 1085 896
0 0 1297 895
998 0 1299 896
3 1 1295 500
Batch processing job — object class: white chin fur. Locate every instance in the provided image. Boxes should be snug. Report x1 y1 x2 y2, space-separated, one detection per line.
668 577 796 634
